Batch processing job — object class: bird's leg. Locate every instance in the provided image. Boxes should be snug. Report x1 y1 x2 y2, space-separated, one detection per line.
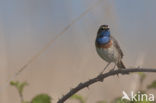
100 62 111 74
109 63 116 72
110 63 119 77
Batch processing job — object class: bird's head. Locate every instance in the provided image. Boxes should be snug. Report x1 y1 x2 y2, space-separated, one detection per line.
96 25 110 44
100 25 109 30
97 25 110 35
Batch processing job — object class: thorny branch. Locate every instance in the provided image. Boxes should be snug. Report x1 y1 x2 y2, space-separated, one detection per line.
57 68 156 103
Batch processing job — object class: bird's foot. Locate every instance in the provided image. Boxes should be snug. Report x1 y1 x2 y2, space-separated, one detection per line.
109 68 115 72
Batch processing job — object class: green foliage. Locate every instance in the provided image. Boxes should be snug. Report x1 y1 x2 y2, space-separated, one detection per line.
31 94 51 103
22 101 30 103
70 94 86 103
10 81 51 103
130 92 153 103
111 97 130 103
10 72 156 103
111 95 154 103
138 72 146 84
147 80 156 89
10 81 28 103
10 81 28 95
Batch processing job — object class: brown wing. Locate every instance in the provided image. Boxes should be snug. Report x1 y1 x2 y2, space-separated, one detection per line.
110 36 124 58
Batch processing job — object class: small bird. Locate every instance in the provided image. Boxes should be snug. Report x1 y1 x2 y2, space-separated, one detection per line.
95 25 126 73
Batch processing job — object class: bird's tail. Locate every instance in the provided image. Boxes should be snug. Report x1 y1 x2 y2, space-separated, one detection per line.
117 61 126 69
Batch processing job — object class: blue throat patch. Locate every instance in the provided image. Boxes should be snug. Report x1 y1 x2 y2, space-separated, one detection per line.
96 36 110 44
96 30 110 44
101 30 110 37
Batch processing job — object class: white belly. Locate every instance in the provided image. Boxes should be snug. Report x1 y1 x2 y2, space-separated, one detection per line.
96 45 119 63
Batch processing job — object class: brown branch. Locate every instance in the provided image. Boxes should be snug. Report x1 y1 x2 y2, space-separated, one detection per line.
57 68 156 103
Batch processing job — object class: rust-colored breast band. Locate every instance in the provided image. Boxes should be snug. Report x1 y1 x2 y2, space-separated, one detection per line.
96 40 112 49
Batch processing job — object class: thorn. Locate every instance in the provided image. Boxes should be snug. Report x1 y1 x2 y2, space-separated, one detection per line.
109 69 115 72
70 88 73 91
86 85 90 89
97 73 103 78
78 83 83 86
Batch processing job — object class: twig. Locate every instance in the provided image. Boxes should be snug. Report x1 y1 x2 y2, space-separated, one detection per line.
19 91 24 103
15 0 102 76
57 68 156 103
